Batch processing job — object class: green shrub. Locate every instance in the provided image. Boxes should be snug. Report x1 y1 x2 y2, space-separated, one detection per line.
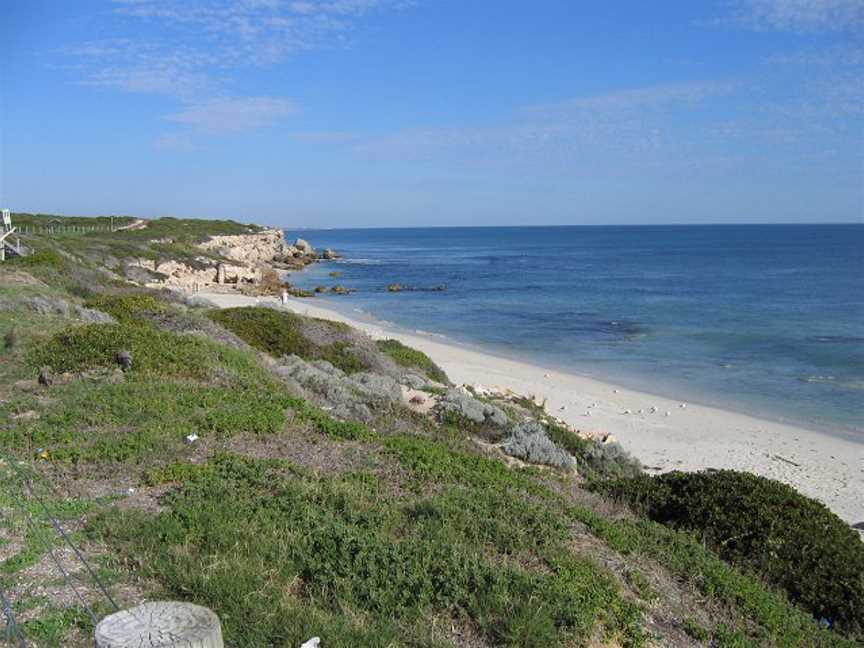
590 470 864 638
28 323 214 379
85 293 167 323
375 339 448 383
145 462 212 486
208 307 368 374
569 505 853 647
8 342 297 463
9 248 65 270
544 422 642 481
91 453 645 647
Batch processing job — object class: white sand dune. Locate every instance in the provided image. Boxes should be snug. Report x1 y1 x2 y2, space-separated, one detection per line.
199 291 864 524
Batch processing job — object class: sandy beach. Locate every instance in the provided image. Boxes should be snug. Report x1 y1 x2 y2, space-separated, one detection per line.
199 290 863 524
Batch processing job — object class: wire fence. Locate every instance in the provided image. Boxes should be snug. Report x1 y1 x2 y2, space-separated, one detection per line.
0 455 131 647
14 225 117 235
0 583 27 648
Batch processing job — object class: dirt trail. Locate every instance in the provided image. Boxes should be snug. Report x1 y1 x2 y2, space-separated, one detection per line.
116 218 148 231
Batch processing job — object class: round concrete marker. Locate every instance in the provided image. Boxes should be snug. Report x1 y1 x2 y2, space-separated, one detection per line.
95 601 223 648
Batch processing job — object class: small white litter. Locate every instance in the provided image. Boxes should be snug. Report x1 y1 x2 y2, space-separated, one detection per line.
301 638 321 648
184 433 199 445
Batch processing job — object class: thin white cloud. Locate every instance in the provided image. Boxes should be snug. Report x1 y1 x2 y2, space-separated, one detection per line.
164 96 298 134
58 0 415 147
526 81 739 116
766 44 864 67
344 73 860 175
154 133 196 151
350 81 738 163
66 1 414 95
730 0 864 32
287 130 358 143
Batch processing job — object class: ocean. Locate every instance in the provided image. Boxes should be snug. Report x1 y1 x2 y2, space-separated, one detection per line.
287 225 864 438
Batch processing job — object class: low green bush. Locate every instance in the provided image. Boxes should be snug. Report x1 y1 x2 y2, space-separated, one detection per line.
544 422 642 481
590 470 864 638
28 323 214 379
85 293 167 323
208 307 368 374
569 505 854 647
92 452 644 647
375 339 448 383
7 345 296 463
9 248 65 270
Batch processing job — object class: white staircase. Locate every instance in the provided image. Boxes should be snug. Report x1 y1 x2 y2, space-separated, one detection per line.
1 209 31 261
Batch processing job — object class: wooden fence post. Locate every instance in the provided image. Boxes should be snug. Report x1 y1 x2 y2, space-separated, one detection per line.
95 601 223 648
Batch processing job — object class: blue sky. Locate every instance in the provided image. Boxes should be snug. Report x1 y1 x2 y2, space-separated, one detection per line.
1 0 861 227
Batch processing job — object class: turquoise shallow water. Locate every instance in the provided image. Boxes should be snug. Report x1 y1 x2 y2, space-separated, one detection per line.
287 225 864 439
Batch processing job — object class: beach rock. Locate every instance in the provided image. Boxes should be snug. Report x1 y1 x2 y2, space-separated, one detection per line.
351 372 403 402
199 229 293 265
322 248 339 260
401 373 429 390
294 238 314 255
438 389 509 427
274 355 405 422
503 420 576 471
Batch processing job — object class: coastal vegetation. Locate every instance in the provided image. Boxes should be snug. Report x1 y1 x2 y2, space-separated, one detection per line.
0 213 859 647
376 338 449 383
208 306 370 374
590 470 864 637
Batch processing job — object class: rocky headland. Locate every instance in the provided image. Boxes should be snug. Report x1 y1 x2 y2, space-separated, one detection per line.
128 228 336 291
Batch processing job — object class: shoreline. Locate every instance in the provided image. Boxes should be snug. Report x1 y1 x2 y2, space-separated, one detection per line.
198 289 864 523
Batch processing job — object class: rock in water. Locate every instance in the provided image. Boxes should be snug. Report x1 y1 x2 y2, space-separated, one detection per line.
322 248 339 260
95 601 223 647
294 238 314 255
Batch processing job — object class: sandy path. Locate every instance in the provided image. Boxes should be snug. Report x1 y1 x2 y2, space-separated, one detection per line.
199 291 864 523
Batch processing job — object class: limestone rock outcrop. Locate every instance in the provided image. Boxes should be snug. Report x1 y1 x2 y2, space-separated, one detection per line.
125 228 320 290
198 229 293 265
